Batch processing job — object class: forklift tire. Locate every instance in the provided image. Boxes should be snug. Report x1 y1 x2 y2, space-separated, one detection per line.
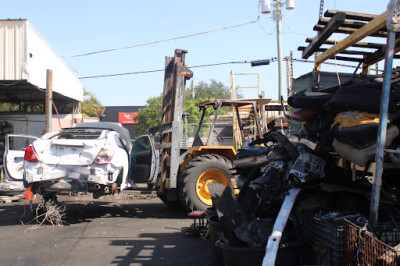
178 154 236 212
158 191 182 208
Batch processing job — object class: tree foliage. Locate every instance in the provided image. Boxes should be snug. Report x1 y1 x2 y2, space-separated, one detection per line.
81 90 105 117
133 95 163 134
134 80 231 134
188 79 231 100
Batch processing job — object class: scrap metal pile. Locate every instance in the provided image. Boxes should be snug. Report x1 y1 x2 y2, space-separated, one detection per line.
207 73 400 265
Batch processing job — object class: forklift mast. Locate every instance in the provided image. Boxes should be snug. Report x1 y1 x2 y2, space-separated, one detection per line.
153 49 193 191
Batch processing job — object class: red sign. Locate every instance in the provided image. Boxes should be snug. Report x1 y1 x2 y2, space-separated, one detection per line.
118 112 139 124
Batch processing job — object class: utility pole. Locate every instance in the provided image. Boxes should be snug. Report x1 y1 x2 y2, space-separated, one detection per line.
45 69 53 133
261 0 295 101
275 2 284 101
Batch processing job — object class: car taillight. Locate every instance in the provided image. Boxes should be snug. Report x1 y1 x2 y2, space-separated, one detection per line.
24 145 39 162
93 148 115 165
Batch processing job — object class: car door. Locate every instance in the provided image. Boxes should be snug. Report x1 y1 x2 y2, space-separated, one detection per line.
130 135 158 183
4 134 38 181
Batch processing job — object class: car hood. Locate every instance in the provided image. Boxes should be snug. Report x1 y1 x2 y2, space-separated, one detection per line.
32 138 107 165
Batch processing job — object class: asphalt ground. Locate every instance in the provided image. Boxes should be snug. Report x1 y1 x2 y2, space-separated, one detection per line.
0 191 210 266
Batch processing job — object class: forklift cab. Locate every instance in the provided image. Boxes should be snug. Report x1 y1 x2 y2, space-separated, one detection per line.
193 99 271 150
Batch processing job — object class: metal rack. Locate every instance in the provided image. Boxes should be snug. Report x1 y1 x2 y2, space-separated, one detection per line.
299 8 398 225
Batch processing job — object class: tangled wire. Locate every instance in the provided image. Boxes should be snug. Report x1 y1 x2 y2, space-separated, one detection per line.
34 197 66 226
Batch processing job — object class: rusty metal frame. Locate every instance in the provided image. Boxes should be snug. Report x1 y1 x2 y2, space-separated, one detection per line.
158 50 193 191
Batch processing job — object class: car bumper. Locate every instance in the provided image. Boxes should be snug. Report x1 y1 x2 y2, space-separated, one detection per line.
24 162 122 186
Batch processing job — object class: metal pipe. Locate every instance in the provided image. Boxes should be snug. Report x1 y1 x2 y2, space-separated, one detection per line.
192 107 207 147
206 100 222 146
252 102 263 138
262 188 301 266
370 30 396 225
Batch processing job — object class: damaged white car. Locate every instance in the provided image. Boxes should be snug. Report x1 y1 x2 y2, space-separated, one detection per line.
22 122 134 200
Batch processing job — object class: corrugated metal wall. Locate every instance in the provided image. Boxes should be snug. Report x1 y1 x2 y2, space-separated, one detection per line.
0 20 27 80
0 19 84 102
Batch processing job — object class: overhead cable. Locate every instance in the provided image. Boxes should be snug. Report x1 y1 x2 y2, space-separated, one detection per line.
79 61 253 79
79 69 164 79
63 20 260 58
79 57 364 80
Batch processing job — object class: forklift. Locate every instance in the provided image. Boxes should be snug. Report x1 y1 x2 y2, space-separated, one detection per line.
131 49 270 211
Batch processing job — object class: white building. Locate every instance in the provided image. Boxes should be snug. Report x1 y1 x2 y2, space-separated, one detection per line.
0 19 84 137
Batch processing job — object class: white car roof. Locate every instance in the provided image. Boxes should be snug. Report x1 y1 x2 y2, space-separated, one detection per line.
73 122 132 151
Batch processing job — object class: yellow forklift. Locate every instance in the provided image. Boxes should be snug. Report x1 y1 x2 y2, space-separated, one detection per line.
131 49 270 211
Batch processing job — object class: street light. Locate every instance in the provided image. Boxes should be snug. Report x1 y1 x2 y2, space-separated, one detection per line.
260 0 295 101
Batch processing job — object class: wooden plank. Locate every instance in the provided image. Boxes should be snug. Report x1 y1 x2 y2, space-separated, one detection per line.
315 11 387 66
313 24 387 38
324 9 378 22
299 46 400 59
302 12 346 59
318 18 367 29
298 46 377 56
318 18 388 31
326 55 364 62
362 36 400 73
305 37 384 49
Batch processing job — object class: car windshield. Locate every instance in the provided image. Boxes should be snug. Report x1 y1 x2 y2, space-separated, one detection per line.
50 129 105 140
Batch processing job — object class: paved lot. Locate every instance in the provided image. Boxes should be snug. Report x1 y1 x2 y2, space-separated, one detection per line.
0 191 210 266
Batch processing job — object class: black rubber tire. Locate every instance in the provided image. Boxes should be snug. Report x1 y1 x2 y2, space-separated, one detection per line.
178 154 236 212
158 190 182 209
22 172 29 189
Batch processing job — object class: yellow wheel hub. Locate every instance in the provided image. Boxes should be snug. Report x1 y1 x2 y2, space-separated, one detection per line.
196 169 228 206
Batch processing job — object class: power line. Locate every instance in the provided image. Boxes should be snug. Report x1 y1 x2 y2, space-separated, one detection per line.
79 69 164 79
79 57 362 80
50 18 256 40
63 20 260 58
189 61 253 69
79 61 254 79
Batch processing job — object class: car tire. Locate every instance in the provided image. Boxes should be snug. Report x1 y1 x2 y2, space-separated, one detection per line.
22 172 29 188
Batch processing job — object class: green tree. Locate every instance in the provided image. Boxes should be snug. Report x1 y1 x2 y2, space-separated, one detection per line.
81 90 105 117
133 94 163 134
135 80 232 134
188 79 231 100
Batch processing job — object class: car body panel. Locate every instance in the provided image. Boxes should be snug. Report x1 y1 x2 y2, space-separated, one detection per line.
24 160 122 185
32 137 107 166
1 134 39 193
73 122 132 152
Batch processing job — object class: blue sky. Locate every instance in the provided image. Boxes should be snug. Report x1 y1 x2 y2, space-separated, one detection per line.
0 0 389 106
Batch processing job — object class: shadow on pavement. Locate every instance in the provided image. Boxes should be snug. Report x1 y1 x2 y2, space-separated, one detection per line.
0 198 188 226
110 232 210 266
